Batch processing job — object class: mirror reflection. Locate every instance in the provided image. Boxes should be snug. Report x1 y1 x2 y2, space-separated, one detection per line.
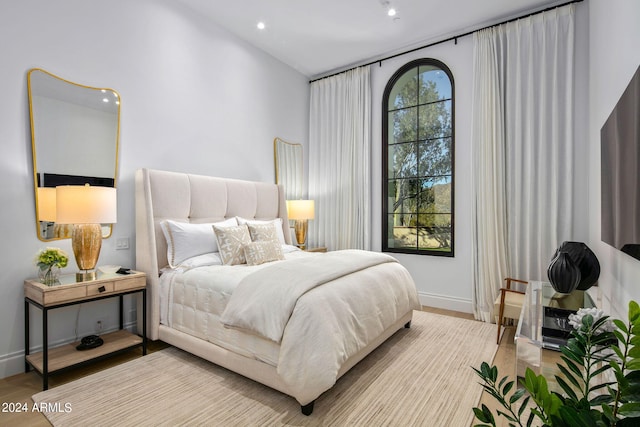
274 137 303 200
28 68 120 241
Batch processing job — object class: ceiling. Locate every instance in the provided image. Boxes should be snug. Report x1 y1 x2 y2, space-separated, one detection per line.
177 0 568 78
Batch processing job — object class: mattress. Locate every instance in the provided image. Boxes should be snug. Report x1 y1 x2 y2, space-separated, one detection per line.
158 248 313 366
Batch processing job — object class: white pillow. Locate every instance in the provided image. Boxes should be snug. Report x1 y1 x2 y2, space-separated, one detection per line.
179 252 223 269
236 217 286 245
161 218 237 268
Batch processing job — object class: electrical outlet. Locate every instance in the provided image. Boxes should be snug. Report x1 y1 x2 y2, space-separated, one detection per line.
95 319 105 333
116 237 130 250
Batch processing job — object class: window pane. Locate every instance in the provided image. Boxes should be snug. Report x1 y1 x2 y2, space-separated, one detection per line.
417 213 452 251
419 66 452 102
389 107 417 144
388 69 418 110
418 177 452 214
418 138 452 176
418 100 451 140
388 143 417 178
388 214 417 249
388 179 418 213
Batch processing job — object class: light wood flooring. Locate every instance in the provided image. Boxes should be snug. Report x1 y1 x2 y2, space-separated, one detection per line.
0 308 515 426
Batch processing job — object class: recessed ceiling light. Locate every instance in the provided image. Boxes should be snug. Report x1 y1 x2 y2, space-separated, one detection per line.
387 8 397 17
102 98 109 103
257 21 265 30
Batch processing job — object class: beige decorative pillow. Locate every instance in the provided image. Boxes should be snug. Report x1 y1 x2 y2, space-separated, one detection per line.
247 223 279 243
212 224 251 265
243 241 285 266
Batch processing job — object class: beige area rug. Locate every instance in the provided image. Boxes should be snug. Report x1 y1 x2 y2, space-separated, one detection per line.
33 311 497 426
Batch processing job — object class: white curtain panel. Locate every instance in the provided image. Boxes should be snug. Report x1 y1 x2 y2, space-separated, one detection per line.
308 66 371 250
472 5 575 321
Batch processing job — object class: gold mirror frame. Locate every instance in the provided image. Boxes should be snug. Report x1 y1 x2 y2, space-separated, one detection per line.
28 68 120 241
274 137 303 200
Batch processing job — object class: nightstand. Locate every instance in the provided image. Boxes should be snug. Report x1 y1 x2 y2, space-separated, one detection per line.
24 270 147 390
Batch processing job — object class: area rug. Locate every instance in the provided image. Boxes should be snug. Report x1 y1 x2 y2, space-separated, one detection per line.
33 311 497 426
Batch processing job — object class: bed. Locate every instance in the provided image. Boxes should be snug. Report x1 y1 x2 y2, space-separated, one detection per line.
135 168 420 415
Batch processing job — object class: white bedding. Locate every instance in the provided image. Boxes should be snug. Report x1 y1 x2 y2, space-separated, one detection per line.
161 248 420 405
158 248 311 365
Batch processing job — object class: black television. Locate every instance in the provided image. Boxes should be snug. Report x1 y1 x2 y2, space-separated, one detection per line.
601 65 640 261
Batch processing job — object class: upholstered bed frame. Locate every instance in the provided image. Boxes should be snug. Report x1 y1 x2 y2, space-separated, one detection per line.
135 168 412 414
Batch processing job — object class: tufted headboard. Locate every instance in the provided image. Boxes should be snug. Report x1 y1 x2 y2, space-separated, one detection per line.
135 168 291 339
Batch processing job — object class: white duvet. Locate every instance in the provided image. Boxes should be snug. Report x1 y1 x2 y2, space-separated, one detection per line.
162 249 420 405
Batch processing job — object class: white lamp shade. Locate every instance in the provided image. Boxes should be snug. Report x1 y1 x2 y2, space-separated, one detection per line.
37 187 57 222
56 185 117 224
287 200 315 220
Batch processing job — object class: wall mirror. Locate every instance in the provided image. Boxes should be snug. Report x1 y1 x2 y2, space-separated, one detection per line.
274 137 303 200
28 68 120 241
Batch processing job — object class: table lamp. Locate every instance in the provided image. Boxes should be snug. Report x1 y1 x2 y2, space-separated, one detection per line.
56 184 117 281
37 187 57 222
286 200 314 250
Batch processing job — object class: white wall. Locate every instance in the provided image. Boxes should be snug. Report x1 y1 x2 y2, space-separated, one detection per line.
0 0 309 378
588 0 640 319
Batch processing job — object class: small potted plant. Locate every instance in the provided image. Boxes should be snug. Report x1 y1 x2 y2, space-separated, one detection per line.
34 247 68 285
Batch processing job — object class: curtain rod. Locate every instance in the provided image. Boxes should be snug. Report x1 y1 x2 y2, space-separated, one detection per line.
309 0 583 83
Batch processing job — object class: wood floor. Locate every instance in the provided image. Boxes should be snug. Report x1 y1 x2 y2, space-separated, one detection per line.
0 309 514 427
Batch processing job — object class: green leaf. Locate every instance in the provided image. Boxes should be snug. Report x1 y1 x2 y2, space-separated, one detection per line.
629 300 640 322
619 402 640 417
555 375 579 402
473 405 496 424
627 359 640 370
591 364 613 378
518 395 530 417
556 364 581 389
612 346 625 361
502 380 514 396
560 355 585 379
614 318 629 333
589 394 613 405
509 387 526 404
601 402 615 420
629 346 640 358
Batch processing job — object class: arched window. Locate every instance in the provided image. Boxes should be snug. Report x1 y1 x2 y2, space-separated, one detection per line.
382 59 454 256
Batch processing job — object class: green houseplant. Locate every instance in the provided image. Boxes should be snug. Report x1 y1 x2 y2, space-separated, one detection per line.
473 301 640 426
34 247 68 285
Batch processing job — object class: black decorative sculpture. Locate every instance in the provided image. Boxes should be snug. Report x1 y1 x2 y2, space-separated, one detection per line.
551 241 601 290
547 251 582 294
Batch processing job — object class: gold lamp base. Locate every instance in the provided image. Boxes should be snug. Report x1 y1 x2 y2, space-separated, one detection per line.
71 223 102 282
294 219 308 250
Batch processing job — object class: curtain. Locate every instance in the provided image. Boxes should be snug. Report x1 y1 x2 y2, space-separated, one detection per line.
472 5 576 321
308 66 371 250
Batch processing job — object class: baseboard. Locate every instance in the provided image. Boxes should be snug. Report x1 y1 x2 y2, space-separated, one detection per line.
0 320 138 379
418 291 473 314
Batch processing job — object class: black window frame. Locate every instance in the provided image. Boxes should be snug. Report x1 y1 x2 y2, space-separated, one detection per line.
382 58 455 257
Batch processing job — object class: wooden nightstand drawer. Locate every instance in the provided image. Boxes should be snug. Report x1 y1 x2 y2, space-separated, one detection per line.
86 281 115 296
40 286 86 305
114 276 145 292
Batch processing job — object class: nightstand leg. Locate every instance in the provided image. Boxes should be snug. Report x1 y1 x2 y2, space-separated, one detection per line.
42 308 48 390
119 295 124 330
142 289 147 355
24 300 30 372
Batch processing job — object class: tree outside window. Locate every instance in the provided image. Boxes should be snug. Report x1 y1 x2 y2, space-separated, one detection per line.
382 59 454 256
